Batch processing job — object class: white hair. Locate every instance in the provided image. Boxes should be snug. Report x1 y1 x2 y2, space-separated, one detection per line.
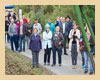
46 24 50 28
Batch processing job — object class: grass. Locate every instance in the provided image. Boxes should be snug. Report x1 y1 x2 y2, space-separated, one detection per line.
5 48 52 75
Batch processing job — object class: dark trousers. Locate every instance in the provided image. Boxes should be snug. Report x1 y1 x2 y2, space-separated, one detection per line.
80 51 85 65
19 35 25 51
71 43 78 65
10 35 18 51
63 34 67 54
44 45 51 64
5 32 10 43
53 46 62 65
32 51 39 67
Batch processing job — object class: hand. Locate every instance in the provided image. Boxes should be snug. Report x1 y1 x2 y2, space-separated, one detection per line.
59 42 61 45
28 30 31 33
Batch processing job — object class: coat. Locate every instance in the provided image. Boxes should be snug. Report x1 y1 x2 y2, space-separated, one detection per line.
69 29 80 52
43 31 52 49
52 32 64 49
29 34 42 52
59 22 69 37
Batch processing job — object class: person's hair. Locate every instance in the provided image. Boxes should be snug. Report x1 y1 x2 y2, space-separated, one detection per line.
17 20 20 23
73 21 77 26
35 19 38 21
33 27 38 32
46 24 50 28
56 26 60 30
66 16 71 19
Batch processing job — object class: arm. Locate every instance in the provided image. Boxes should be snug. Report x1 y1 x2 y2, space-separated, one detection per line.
69 30 73 39
39 24 42 34
39 35 42 49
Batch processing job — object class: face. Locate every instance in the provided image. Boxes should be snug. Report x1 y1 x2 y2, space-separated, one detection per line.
73 24 77 30
46 26 50 32
34 29 38 34
56 27 60 32
5 17 8 20
62 18 65 23
11 19 14 24
20 21 23 25
35 20 38 24
17 21 20 24
48 19 51 23
57 17 60 21
66 18 70 22
28 19 30 23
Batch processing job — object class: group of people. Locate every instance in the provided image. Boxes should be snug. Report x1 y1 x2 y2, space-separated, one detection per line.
5 11 95 75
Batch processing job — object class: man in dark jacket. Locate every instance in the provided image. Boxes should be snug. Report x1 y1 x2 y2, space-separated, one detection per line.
59 17 69 55
5 16 10 43
25 18 33 49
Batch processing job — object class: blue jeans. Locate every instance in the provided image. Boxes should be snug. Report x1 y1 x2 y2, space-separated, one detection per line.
5 32 10 43
84 51 93 72
19 35 25 51
53 46 62 65
10 35 18 51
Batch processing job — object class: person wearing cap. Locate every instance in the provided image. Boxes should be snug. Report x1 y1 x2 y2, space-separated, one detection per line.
44 18 55 35
29 28 42 68
43 24 52 65
33 19 42 34
69 21 80 69
18 20 26 52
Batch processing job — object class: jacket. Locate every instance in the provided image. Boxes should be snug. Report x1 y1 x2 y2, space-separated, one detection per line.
69 29 80 52
52 32 64 49
29 34 42 51
43 31 52 49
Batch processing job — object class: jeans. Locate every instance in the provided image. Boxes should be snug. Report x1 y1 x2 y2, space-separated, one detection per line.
5 32 10 43
10 35 18 51
19 35 25 51
71 43 78 65
84 51 93 72
32 51 39 67
52 46 62 65
44 45 51 64
80 51 85 65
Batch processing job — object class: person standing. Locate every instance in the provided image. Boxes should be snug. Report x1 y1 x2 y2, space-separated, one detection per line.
8 19 18 51
18 20 26 52
69 21 80 69
29 28 42 68
59 17 69 55
65 16 73 43
33 19 42 34
5 16 10 43
25 18 33 49
44 18 55 35
43 24 52 65
52 26 64 66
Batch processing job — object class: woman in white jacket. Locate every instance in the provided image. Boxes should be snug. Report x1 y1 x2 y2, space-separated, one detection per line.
69 21 80 69
43 24 52 65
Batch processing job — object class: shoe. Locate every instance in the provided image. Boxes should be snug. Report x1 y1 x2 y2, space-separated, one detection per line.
51 64 55 66
36 65 39 68
81 64 84 68
84 71 88 74
18 50 22 52
44 63 46 65
32 66 35 69
64 53 68 55
59 64 61 67
23 50 25 52
47 63 50 66
72 65 75 69
74 65 77 69
89 72 93 75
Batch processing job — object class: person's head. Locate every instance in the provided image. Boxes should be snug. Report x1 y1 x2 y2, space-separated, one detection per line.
20 20 23 25
56 26 60 33
46 24 50 32
62 17 65 23
16 20 20 24
9 17 12 21
60 17 63 22
5 16 8 20
35 19 38 24
66 16 70 22
73 21 77 30
48 18 52 23
11 19 14 24
33 28 38 34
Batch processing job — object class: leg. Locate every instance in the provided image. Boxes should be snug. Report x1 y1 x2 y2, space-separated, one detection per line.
36 51 39 67
47 48 51 64
52 46 56 65
84 51 88 72
23 35 25 51
32 51 36 67
63 34 67 55
19 35 22 51
57 48 62 65
10 36 14 51
44 49 47 64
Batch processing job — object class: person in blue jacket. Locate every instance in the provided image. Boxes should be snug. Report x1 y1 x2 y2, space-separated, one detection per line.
44 18 55 35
